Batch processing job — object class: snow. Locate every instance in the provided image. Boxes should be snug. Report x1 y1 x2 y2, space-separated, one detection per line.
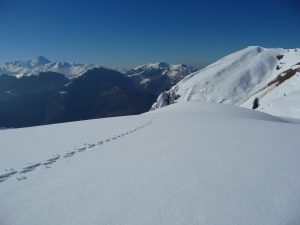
0 57 99 79
1 102 300 225
151 46 300 119
31 56 51 66
152 46 285 108
241 49 300 118
128 61 197 78
242 71 300 118
133 61 170 71
140 78 151 85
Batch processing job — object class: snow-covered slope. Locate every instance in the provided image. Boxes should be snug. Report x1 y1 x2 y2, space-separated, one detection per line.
151 46 300 118
1 102 300 225
0 56 98 79
241 50 300 118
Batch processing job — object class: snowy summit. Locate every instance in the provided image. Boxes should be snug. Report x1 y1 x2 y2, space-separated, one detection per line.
151 46 300 119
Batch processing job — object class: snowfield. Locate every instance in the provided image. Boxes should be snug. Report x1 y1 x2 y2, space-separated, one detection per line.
0 102 300 225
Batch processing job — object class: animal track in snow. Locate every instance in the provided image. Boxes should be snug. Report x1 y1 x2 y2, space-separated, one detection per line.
43 155 60 166
16 176 27 181
0 119 153 184
63 151 76 158
77 147 87 152
19 163 42 174
0 170 18 183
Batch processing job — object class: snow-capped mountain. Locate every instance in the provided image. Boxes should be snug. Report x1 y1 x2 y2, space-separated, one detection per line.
1 101 300 225
0 68 156 128
127 61 197 79
151 46 300 119
0 60 198 128
0 56 99 79
126 62 198 95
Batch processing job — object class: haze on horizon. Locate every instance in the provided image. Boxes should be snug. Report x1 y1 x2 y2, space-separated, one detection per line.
0 0 299 69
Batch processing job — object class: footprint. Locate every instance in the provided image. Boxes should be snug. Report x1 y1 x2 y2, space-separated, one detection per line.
77 147 87 152
16 176 27 181
63 151 76 158
43 155 60 166
0 170 18 183
19 163 41 174
1 120 153 184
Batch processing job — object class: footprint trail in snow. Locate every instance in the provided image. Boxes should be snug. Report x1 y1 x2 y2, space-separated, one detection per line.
0 119 153 184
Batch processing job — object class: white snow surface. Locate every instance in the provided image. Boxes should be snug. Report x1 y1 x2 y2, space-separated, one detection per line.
0 56 99 79
1 102 300 225
241 50 300 118
151 46 300 119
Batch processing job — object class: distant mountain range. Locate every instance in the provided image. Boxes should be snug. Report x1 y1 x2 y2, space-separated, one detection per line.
0 57 198 96
0 58 197 128
151 46 300 119
0 56 98 79
4 46 300 128
126 62 198 95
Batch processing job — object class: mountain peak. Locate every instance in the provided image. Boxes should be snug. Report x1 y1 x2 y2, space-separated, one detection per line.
128 62 197 78
151 46 300 119
155 61 169 69
32 56 51 66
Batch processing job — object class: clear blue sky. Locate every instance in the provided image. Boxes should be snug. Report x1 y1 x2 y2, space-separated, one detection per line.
0 0 299 68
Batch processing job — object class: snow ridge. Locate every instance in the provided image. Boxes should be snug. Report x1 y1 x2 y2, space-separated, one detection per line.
151 46 300 119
